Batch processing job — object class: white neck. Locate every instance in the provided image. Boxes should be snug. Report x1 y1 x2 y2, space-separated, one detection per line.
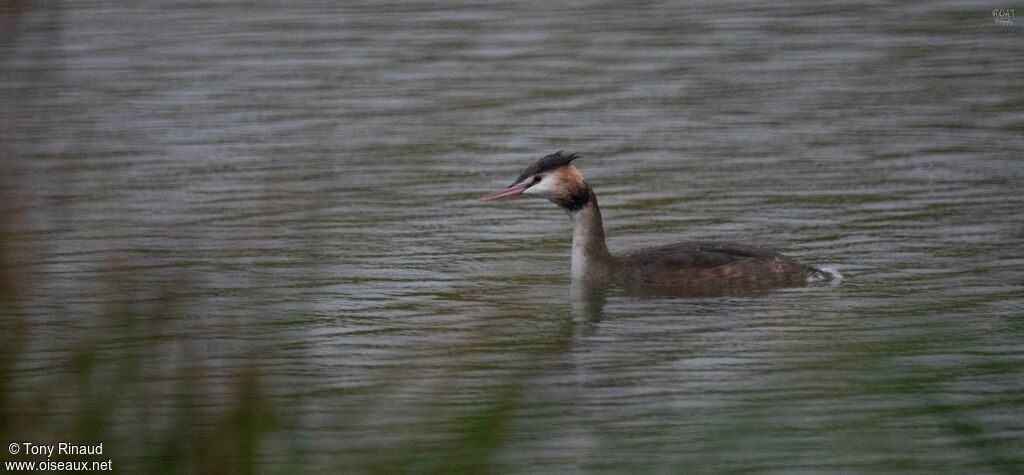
569 194 613 279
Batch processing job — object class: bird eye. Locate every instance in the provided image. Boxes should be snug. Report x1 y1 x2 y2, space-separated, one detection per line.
532 176 542 184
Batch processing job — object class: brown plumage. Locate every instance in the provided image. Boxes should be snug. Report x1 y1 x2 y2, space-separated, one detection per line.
483 151 831 292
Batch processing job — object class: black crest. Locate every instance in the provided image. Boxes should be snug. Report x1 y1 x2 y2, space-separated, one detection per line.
513 151 581 184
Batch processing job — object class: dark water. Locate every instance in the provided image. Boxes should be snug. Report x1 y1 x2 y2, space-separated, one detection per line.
2 1 1023 472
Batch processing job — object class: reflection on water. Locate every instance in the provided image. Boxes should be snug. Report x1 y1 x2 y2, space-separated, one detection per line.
2 0 1023 472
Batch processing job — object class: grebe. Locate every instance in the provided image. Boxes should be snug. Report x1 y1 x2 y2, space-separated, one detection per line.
483 151 833 291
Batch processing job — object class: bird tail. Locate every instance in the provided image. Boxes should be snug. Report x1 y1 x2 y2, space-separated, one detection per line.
807 266 843 284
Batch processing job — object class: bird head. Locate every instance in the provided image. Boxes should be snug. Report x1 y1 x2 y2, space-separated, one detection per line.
482 151 592 211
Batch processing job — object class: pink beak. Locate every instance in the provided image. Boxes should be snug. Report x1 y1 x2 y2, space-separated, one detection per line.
482 182 529 202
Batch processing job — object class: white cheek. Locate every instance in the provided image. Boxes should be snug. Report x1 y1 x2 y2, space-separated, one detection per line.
524 175 557 196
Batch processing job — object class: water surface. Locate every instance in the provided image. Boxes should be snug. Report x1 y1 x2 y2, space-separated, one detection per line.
2 1 1023 472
